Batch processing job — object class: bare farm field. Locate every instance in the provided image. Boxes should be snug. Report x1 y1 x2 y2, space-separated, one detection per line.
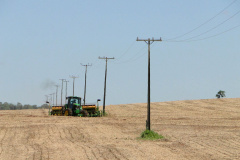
0 98 240 160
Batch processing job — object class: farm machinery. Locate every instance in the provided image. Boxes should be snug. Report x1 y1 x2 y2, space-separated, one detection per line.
51 96 101 117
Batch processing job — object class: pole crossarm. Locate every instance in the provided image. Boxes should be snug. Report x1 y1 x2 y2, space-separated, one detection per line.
81 63 92 67
98 57 115 60
136 37 162 42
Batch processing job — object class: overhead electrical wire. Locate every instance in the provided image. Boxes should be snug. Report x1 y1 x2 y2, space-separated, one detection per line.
115 45 146 64
185 24 240 41
115 41 136 61
165 0 238 41
116 43 157 64
164 23 240 42
169 9 240 42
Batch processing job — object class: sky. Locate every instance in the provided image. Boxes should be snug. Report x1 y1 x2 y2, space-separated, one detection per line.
0 0 239 106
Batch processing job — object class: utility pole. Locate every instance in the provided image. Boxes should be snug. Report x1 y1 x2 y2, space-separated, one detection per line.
136 37 162 131
59 79 66 106
98 56 115 115
52 93 55 106
70 75 79 96
64 80 69 103
55 85 60 106
49 93 53 104
81 63 92 105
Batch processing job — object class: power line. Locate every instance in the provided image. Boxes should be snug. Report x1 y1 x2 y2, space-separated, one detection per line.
164 22 240 43
165 0 238 41
115 41 136 60
165 8 240 42
170 23 240 42
177 9 240 41
116 43 158 64
115 45 146 64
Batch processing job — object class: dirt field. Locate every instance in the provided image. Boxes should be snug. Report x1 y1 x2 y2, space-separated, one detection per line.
0 98 240 160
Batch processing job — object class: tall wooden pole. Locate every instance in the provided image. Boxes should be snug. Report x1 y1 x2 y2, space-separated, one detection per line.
70 76 79 97
98 57 114 114
59 79 66 106
64 80 69 103
81 64 92 105
136 37 162 130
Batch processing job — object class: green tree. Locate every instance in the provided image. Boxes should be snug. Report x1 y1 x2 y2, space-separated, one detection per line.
32 105 38 109
40 104 49 109
216 90 226 98
23 104 31 109
9 103 15 110
17 102 23 110
3 102 10 110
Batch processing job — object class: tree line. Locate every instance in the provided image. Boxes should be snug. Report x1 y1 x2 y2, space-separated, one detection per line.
0 102 49 110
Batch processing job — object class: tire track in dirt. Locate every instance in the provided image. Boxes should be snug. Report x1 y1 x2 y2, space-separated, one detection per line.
38 124 51 160
210 138 239 157
28 129 37 160
95 145 129 160
72 126 100 159
55 124 77 159
1 127 21 160
65 125 96 160
160 134 216 159
160 141 210 160
108 147 129 160
0 127 7 157
228 138 240 150
64 125 123 160
185 137 233 159
77 144 96 160
22 125 32 159
46 124 54 144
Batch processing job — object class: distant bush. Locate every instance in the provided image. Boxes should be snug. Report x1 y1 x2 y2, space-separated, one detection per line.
140 130 164 140
0 102 45 110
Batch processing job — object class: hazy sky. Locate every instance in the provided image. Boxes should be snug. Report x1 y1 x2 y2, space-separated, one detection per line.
0 0 239 106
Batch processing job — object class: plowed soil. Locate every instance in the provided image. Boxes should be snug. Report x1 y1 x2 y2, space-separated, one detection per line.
0 98 240 160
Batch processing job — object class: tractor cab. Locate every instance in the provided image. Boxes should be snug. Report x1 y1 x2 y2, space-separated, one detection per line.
68 96 81 109
64 96 82 116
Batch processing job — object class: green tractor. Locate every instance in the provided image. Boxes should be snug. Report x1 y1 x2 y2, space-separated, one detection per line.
51 96 102 117
63 96 88 117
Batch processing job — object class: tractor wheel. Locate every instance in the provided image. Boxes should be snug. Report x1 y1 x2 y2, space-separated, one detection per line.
81 110 89 117
64 110 68 116
62 108 65 115
68 108 73 116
